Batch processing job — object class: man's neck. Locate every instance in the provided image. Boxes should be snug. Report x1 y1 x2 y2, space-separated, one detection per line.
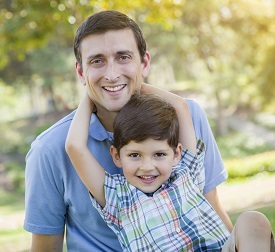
96 107 118 132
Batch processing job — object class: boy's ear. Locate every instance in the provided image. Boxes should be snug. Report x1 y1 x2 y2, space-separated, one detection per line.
110 146 123 168
173 143 182 166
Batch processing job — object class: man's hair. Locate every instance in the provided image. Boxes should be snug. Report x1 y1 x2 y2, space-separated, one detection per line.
74 10 147 70
113 93 179 154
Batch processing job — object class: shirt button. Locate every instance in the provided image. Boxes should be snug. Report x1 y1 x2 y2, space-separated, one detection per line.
176 227 181 233
165 199 170 204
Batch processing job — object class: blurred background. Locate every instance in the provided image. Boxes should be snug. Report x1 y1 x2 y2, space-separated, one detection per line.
0 0 274 251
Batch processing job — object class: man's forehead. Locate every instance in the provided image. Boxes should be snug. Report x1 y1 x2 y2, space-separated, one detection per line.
80 29 139 58
81 29 136 48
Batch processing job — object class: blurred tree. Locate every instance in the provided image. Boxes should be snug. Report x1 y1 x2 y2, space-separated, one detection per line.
0 0 185 113
0 0 184 68
0 0 274 127
144 0 275 135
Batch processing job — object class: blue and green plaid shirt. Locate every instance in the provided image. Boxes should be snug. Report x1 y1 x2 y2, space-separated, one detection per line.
91 139 230 251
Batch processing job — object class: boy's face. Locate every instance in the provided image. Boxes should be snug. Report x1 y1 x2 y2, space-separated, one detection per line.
76 28 150 113
110 139 182 194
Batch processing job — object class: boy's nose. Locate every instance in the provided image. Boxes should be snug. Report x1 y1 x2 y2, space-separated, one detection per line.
140 159 154 171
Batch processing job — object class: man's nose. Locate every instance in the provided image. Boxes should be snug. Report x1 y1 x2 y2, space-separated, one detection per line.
105 62 120 82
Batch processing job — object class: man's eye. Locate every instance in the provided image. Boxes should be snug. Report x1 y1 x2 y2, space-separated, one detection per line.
91 59 103 64
118 55 131 62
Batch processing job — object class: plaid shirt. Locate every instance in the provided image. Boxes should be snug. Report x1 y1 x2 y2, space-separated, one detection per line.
91 139 230 251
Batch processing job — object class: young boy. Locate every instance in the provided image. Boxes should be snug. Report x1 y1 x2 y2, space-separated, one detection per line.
66 89 274 251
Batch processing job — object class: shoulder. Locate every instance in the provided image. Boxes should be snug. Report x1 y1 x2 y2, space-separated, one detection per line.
184 99 206 121
184 99 210 135
26 111 75 167
36 110 75 143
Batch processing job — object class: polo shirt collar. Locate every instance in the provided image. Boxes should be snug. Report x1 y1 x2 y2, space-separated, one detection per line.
89 113 114 142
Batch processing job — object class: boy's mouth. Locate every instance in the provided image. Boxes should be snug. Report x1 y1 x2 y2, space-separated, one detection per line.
138 175 157 183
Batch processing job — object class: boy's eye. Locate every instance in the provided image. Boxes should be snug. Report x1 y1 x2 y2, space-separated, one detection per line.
129 153 140 158
155 153 165 157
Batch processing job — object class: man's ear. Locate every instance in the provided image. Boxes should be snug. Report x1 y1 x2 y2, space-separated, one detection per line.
110 145 123 168
75 61 86 86
173 143 182 166
142 51 151 79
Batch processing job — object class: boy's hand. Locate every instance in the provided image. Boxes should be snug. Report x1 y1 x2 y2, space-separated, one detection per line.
85 88 96 113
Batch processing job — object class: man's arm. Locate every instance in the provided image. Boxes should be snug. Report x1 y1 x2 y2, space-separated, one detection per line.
204 188 233 232
30 234 64 252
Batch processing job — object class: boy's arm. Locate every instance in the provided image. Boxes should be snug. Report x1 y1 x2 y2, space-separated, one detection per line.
204 189 233 232
141 83 196 154
65 92 106 207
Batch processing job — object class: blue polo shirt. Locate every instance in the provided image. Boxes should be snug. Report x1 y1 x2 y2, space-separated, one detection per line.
24 99 227 251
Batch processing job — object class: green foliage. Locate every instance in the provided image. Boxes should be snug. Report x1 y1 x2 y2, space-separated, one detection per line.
1 0 275 121
5 162 25 193
0 0 184 68
225 151 275 181
254 113 275 131
216 131 271 159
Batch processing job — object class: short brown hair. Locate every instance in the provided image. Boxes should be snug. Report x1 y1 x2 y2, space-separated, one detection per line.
74 10 147 70
113 93 179 153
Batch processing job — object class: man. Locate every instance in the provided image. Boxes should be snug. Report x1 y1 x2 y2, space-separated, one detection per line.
24 10 232 251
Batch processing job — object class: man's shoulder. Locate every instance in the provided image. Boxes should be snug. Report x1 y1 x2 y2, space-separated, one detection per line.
184 98 205 121
184 98 200 110
36 110 75 141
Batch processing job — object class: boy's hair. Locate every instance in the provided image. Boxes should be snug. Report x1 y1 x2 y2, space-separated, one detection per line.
113 93 179 153
74 10 147 70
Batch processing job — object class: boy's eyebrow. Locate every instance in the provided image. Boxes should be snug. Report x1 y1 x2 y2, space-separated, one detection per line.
124 148 171 152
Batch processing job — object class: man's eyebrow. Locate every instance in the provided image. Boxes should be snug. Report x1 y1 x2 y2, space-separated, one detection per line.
116 50 134 55
86 53 104 61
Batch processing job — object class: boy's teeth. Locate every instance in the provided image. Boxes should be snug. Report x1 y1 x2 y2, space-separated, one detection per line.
140 176 154 179
104 85 124 92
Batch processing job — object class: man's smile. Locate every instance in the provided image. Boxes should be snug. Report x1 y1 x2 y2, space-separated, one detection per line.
103 84 126 92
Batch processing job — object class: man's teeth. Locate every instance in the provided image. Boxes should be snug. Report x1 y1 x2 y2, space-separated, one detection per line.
104 85 124 92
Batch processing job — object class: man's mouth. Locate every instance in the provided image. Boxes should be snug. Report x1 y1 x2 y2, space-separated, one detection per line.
103 85 126 92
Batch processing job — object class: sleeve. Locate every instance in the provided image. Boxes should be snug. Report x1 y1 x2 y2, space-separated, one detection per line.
90 172 121 234
178 138 206 192
186 99 228 194
24 139 66 234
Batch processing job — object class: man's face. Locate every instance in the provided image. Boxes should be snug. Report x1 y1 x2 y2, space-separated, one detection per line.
76 29 150 113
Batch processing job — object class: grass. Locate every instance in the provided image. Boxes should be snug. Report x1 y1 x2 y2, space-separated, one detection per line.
0 190 31 252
